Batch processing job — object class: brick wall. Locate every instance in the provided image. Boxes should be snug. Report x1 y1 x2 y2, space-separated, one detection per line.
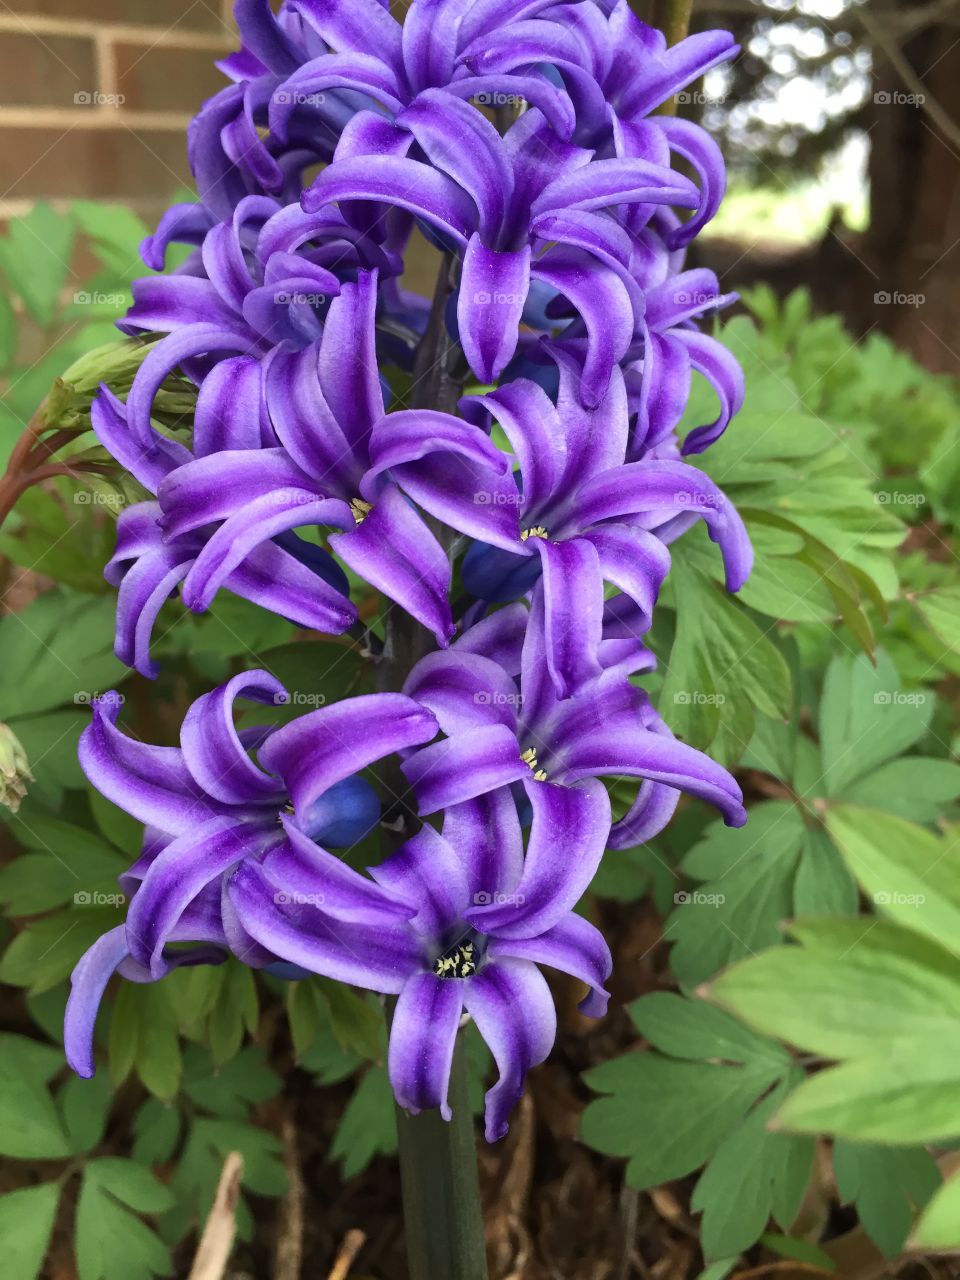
0 1 238 220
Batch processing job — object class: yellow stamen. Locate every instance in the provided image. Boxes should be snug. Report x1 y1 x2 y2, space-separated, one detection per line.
520 525 549 542
520 746 548 782
350 497 373 525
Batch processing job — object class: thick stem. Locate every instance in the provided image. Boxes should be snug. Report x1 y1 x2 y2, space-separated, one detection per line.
376 254 488 1279
394 1036 487 1280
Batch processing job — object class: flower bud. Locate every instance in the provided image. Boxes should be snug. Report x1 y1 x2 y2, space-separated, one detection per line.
0 722 33 813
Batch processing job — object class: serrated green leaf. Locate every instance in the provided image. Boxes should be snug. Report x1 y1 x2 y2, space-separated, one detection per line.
76 1160 172 1280
827 808 960 956
182 1045 281 1120
839 758 960 823
59 1070 112 1153
793 827 858 917
330 1065 398 1178
834 1141 940 1257
627 993 789 1069
0 1044 70 1158
0 202 75 326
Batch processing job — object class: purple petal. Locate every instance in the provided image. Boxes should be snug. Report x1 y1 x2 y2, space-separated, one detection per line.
399 90 512 241
262 815 415 924
631 328 692 455
271 53 406 141
441 789 524 908
447 73 576 140
487 912 611 1017
454 602 528 674
462 958 556 1141
562 723 746 828
533 157 698 219
402 724 527 815
180 491 353 614
228 860 419 992
618 28 737 119
369 824 471 937
125 276 244 335
259 691 438 815
457 235 530 384
580 523 672 631
403 650 521 735
675 330 745 455
141 202 213 271
531 250 633 408
389 971 464 1120
467 777 610 938
113 541 193 679
180 672 287 804
234 0 303 73
330 485 455 646
608 779 681 850
461 378 559 522
158 449 315 539
79 694 216 836
658 117 726 248
91 387 191 495
366 408 519 549
294 0 404 80
573 460 753 593
193 356 265 455
225 540 357 634
535 538 604 699
264 343 360 493
303 156 477 247
126 818 267 975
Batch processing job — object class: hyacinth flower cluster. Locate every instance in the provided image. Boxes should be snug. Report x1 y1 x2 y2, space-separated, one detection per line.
66 0 752 1143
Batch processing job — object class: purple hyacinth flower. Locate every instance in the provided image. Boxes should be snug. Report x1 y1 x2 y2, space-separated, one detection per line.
397 355 751 696
302 97 699 406
623 263 744 458
124 194 401 448
270 0 579 143
229 787 612 1141
187 0 362 219
155 271 515 646
401 593 747 836
64 677 438 1077
459 0 736 181
91 358 356 678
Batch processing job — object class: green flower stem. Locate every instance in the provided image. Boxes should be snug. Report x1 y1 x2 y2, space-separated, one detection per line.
376 253 488 1279
394 1035 488 1280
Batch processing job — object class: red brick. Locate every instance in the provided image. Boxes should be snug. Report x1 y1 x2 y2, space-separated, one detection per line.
1 126 192 202
0 32 96 108
2 0 227 30
113 40 225 115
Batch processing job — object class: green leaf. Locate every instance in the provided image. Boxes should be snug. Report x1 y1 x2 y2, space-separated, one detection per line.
329 1065 398 1178
0 907 119 993
793 827 858 917
0 202 75 326
0 592 127 719
582 997 790 1210
76 1159 173 1280
132 1098 182 1166
834 1141 940 1257
0 815 126 914
657 558 791 762
827 807 960 956
911 587 960 658
0 1036 70 1158
910 1166 960 1252
691 1074 813 1260
0 291 16 369
59 1070 112 1153
109 982 182 1101
818 651 930 795
0 1184 60 1280
708 917 960 1060
667 804 806 988
318 979 386 1062
182 1045 281 1120
839 758 960 823
208 960 259 1066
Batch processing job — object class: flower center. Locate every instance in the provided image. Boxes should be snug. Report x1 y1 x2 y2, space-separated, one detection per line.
350 497 373 525
520 525 549 542
520 745 549 782
433 940 477 979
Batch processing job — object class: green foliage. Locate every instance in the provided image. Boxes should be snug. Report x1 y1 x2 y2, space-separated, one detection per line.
581 995 813 1260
